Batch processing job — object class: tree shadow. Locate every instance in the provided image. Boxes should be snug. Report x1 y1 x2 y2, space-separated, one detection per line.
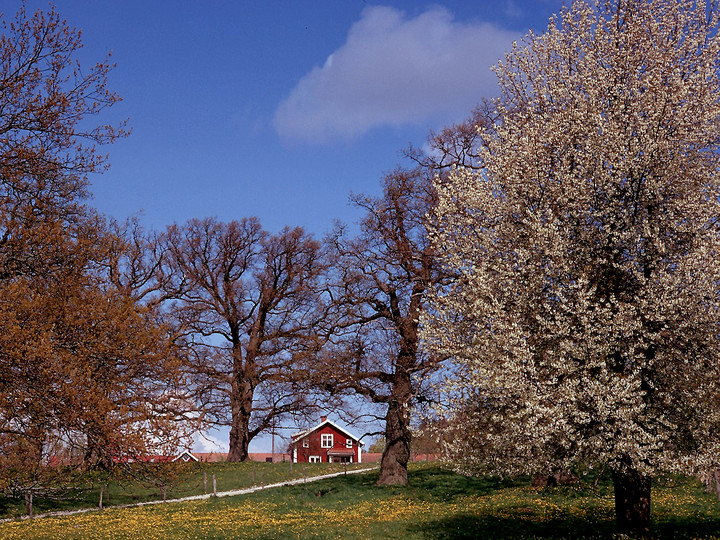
650 520 720 539
413 514 615 539
405 467 720 539
406 466 526 501
413 510 720 539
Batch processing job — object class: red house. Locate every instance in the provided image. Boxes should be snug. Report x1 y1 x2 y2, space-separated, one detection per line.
289 417 364 463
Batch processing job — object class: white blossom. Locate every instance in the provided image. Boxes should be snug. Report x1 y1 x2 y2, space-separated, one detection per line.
424 0 720 479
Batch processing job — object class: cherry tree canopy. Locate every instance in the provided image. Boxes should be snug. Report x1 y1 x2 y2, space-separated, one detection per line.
424 0 720 533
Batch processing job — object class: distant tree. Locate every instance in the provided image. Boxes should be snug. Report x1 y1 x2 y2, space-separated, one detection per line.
158 218 325 461
320 111 486 486
424 0 720 535
366 437 386 454
410 417 446 460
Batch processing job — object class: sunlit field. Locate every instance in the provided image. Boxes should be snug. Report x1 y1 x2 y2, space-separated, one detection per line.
2 465 720 539
0 462 370 519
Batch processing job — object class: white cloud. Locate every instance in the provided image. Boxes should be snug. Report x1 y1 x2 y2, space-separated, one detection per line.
273 5 520 143
192 430 229 453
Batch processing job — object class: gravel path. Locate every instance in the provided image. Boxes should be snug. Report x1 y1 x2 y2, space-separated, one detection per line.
1 466 378 523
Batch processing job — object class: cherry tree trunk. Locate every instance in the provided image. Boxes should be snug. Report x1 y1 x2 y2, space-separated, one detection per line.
611 467 651 536
377 370 412 486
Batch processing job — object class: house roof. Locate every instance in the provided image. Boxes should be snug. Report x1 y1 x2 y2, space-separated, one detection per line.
172 450 199 463
290 419 364 446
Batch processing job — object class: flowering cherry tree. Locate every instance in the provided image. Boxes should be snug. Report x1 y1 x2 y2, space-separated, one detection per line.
424 0 720 534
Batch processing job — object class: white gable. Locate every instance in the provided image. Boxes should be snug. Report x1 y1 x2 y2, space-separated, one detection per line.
290 419 364 446
172 450 199 462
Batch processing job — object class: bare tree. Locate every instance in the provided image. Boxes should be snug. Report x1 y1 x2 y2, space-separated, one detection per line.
320 111 486 486
159 217 325 461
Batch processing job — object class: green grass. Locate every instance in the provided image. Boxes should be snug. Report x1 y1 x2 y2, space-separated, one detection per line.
0 461 370 519
1 465 720 539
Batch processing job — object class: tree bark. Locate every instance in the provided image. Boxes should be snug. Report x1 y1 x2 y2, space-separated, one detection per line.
228 337 253 462
25 491 33 518
228 379 253 462
377 368 412 486
611 466 651 536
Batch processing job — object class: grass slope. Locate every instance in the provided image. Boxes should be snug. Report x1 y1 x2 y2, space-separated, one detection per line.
0 462 369 519
1 465 720 539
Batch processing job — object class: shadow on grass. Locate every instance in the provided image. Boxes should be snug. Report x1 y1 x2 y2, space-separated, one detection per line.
293 465 524 505
407 466 526 501
0 488 98 519
650 520 720 540
415 514 720 539
414 513 615 539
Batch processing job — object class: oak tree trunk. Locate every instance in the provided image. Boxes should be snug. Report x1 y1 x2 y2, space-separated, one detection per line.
228 379 253 462
228 336 255 462
84 430 114 471
377 369 412 486
612 466 651 536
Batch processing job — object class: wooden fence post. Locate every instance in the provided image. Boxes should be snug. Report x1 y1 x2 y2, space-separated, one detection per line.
212 474 217 496
203 471 207 494
25 491 33 518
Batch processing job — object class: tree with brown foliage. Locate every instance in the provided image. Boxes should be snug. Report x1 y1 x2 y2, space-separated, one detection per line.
0 2 125 281
0 220 193 500
0 0 123 476
0 3 192 499
158 217 325 461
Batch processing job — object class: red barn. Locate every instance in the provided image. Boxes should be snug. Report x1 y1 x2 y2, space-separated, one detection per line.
289 417 364 463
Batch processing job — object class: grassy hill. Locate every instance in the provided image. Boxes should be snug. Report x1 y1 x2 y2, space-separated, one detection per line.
1 464 720 539
0 461 370 519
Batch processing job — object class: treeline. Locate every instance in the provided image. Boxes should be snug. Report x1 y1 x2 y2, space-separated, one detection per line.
0 3 477 498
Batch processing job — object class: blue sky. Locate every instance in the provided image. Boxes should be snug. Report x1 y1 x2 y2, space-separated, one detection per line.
23 0 563 236
20 0 563 452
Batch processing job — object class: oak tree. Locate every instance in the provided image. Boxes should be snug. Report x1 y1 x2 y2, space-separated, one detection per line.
424 0 720 534
158 217 324 461
0 3 125 281
0 3 191 496
0 219 193 499
321 112 486 486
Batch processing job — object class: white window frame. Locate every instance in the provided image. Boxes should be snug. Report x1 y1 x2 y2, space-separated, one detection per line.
302 438 309 448
309 455 321 463
321 434 333 448
346 438 353 448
